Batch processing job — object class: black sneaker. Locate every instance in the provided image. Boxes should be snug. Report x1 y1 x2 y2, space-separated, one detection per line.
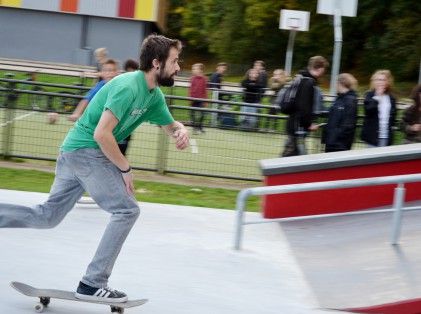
75 281 128 303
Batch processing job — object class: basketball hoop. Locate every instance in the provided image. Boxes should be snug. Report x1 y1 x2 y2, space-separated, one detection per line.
279 10 310 75
286 17 301 29
279 10 310 32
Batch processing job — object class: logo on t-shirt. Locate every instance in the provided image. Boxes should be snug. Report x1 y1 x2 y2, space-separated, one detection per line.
131 108 147 116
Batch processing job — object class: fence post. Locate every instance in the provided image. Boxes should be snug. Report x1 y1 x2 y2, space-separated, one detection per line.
211 89 219 127
156 127 170 174
2 80 18 159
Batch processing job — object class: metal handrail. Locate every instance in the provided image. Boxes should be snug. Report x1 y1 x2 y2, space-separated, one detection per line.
234 173 421 250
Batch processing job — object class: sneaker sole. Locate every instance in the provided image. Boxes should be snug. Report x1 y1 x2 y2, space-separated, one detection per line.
74 292 128 303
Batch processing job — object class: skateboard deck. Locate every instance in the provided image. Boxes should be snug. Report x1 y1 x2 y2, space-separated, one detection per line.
10 281 148 313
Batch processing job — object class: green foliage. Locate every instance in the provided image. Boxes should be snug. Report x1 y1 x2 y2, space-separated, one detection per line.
167 0 420 82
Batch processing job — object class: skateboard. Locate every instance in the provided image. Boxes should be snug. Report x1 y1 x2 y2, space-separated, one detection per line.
10 281 148 313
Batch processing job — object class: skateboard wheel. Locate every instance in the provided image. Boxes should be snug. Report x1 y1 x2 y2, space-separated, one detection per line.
34 302 44 313
40 297 50 306
110 306 124 313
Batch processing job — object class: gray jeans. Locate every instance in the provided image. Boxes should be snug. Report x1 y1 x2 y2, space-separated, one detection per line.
0 148 140 288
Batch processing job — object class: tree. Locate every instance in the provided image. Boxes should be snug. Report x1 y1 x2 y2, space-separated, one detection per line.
166 0 420 81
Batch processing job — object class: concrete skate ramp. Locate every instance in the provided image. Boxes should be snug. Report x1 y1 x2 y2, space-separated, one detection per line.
280 206 421 313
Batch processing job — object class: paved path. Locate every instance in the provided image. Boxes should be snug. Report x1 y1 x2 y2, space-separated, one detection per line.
0 189 332 314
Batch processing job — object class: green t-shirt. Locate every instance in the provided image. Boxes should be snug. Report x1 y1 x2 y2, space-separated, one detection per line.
61 71 174 152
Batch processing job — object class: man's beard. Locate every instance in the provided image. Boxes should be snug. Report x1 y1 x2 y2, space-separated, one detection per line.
157 67 175 87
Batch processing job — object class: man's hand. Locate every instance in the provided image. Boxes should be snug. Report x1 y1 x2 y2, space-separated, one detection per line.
172 126 189 150
162 122 190 150
122 171 135 195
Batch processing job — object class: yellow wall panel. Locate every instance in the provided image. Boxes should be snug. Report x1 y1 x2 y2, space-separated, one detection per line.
134 0 155 21
1 0 22 7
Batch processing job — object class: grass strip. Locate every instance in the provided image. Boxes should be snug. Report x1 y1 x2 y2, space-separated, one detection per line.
0 167 260 212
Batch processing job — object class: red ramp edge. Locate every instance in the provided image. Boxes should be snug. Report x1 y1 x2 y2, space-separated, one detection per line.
333 298 421 314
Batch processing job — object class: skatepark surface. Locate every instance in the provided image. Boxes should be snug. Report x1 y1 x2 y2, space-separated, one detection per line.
0 189 330 314
2 188 421 313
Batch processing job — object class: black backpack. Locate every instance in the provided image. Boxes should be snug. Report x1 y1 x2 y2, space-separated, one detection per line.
275 74 303 114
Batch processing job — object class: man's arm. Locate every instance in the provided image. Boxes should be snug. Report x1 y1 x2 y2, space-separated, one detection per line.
161 121 189 150
94 110 134 194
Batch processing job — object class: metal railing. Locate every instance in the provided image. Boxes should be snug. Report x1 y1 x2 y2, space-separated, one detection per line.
234 173 421 250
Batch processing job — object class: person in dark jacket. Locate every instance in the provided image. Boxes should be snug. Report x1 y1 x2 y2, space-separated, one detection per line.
209 62 227 90
322 73 358 152
401 84 421 144
361 70 397 147
282 56 329 157
240 68 264 130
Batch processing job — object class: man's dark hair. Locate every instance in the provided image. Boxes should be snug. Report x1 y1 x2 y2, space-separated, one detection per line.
139 34 182 72
124 59 139 71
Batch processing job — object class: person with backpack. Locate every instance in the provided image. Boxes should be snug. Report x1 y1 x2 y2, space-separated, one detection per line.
281 56 329 157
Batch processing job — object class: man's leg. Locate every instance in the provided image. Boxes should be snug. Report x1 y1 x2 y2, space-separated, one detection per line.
0 153 84 228
73 149 140 288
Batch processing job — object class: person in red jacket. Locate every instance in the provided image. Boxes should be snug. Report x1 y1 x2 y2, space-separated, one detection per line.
189 63 208 134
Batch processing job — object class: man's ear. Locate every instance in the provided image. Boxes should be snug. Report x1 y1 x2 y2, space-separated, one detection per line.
152 59 160 70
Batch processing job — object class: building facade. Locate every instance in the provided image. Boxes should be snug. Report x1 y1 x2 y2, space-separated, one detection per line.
0 0 167 66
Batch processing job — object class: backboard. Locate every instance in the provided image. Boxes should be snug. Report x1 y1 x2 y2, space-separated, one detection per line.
279 10 310 32
317 0 358 17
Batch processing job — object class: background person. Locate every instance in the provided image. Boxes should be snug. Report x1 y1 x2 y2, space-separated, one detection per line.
94 48 109 72
401 84 421 144
118 59 141 155
240 68 264 130
68 59 119 123
322 73 358 152
282 56 329 157
123 59 139 73
360 69 397 147
209 63 231 126
252 60 268 98
209 62 227 90
189 63 208 134
265 69 287 131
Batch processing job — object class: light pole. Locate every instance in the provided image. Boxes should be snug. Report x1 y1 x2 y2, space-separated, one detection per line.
317 0 358 97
